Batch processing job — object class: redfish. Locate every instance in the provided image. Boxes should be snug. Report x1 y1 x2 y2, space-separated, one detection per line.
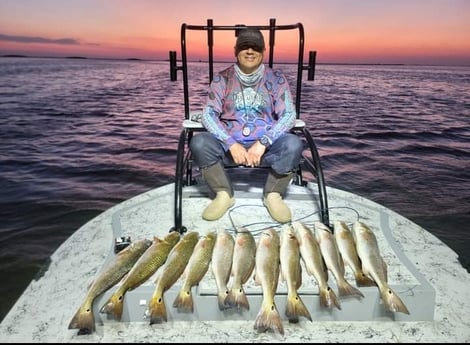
334 220 375 287
173 231 216 313
292 221 340 310
148 231 199 324
253 228 284 336
352 221 410 314
280 225 312 323
225 227 256 311
68 238 152 334
314 221 364 299
100 232 180 320
211 229 235 310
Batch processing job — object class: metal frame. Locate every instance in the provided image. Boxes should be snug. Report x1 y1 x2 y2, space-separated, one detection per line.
169 18 328 233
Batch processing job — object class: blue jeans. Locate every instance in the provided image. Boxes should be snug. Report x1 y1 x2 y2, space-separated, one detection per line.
190 132 304 175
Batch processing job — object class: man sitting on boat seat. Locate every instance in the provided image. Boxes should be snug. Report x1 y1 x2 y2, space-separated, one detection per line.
190 28 303 223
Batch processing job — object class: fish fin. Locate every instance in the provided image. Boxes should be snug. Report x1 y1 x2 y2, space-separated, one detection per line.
99 291 125 321
148 292 168 324
172 287 194 313
225 286 250 311
285 292 312 323
68 303 96 334
381 286 410 315
254 300 284 335
319 285 341 310
356 272 377 287
217 289 231 311
337 278 364 298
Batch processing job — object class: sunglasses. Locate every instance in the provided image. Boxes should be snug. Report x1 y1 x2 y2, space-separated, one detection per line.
237 43 264 53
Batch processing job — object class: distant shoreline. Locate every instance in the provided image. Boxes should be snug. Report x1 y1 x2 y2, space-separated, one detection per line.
1 54 144 62
1 54 468 67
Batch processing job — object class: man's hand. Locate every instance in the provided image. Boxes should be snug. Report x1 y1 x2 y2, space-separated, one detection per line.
229 142 248 165
246 141 266 167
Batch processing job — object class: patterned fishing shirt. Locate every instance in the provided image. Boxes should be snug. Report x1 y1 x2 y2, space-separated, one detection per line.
201 64 297 151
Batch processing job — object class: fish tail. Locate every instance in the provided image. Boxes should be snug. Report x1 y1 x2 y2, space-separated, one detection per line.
148 293 168 324
68 303 96 334
99 292 124 321
285 293 312 323
319 285 341 310
337 278 364 298
254 300 285 335
217 289 230 311
172 288 194 313
355 272 376 287
380 286 410 314
225 287 250 311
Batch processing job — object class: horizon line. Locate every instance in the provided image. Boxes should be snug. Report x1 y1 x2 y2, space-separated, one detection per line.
1 54 469 68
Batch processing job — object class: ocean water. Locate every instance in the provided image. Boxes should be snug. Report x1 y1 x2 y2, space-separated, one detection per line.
0 57 469 322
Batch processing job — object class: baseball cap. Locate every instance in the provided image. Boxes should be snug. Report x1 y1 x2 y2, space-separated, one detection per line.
235 28 265 53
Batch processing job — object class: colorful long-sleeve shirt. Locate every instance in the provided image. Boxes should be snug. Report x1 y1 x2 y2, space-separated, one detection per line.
201 64 297 151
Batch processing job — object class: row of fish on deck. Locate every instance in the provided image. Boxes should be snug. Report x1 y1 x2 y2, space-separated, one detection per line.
68 220 410 336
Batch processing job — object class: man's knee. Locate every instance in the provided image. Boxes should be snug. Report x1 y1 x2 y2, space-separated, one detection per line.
189 134 205 152
284 134 304 155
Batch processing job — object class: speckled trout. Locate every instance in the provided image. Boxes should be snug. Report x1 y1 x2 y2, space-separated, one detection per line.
292 221 340 310
68 238 152 334
333 220 375 287
352 221 410 314
253 228 284 336
211 229 235 310
99 232 180 320
173 231 216 313
225 227 256 311
280 225 312 323
148 231 199 324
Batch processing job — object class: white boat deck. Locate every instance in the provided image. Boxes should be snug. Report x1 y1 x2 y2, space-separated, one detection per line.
1 180 469 342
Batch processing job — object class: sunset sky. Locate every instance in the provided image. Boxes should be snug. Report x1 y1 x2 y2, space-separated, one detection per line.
1 0 469 65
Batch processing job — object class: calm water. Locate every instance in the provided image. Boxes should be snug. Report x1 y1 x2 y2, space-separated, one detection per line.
0 57 469 322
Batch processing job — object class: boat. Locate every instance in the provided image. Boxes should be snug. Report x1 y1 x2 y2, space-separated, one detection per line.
1 19 469 342
1 178 469 342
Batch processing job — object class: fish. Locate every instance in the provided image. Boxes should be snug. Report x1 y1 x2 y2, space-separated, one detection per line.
333 220 376 287
173 231 217 313
210 229 235 310
314 221 364 299
292 221 341 310
99 232 181 320
279 225 312 323
352 221 410 314
253 227 284 336
225 227 257 311
68 238 152 334
147 231 199 324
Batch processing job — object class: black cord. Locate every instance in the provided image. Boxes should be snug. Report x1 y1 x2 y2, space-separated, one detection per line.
226 204 361 237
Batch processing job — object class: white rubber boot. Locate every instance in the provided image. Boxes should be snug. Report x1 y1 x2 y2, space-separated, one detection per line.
263 192 291 223
202 191 235 221
263 170 294 223
201 162 235 221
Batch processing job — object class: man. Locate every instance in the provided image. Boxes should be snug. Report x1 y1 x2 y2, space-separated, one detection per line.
190 27 303 223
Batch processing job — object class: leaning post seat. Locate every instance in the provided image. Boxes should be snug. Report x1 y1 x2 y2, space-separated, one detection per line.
168 18 329 234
